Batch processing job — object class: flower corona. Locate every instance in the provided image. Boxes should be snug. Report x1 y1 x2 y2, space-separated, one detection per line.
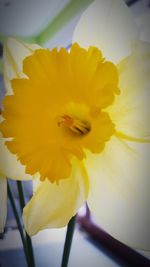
0 44 117 183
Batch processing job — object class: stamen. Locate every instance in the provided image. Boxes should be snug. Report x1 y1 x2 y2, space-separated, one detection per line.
58 115 91 135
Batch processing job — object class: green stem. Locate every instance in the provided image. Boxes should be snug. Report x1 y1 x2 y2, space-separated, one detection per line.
61 215 76 267
16 181 26 209
17 181 35 267
7 182 30 267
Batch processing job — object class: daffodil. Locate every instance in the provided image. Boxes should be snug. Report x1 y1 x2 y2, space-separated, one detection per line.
0 0 149 251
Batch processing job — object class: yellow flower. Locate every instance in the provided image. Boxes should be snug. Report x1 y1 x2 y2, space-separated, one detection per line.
1 43 118 182
0 0 149 251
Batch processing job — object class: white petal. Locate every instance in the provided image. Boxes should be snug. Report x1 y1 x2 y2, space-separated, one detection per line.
108 40 150 140
32 176 41 194
0 137 33 180
0 177 7 233
73 0 138 63
85 136 150 250
4 38 40 94
23 161 88 235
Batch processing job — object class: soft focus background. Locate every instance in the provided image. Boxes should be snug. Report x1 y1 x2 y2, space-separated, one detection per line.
0 1 150 267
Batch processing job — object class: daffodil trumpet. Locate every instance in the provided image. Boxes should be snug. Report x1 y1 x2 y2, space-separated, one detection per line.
0 0 149 256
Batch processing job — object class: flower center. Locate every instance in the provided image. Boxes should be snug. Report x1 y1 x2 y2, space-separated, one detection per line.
58 114 91 135
57 102 92 136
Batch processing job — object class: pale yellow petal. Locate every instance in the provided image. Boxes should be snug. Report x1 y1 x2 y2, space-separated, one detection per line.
85 136 150 250
32 176 41 194
73 0 138 63
0 177 7 233
0 137 33 180
4 38 40 94
23 161 88 235
108 41 150 141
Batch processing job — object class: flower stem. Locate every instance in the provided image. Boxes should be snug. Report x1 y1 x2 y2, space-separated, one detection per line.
61 215 76 267
7 182 30 267
16 181 35 267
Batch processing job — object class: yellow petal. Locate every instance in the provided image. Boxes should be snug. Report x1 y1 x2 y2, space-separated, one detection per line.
0 177 7 233
85 136 150 250
108 41 150 141
0 136 33 180
23 160 88 235
73 0 138 63
3 38 40 94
